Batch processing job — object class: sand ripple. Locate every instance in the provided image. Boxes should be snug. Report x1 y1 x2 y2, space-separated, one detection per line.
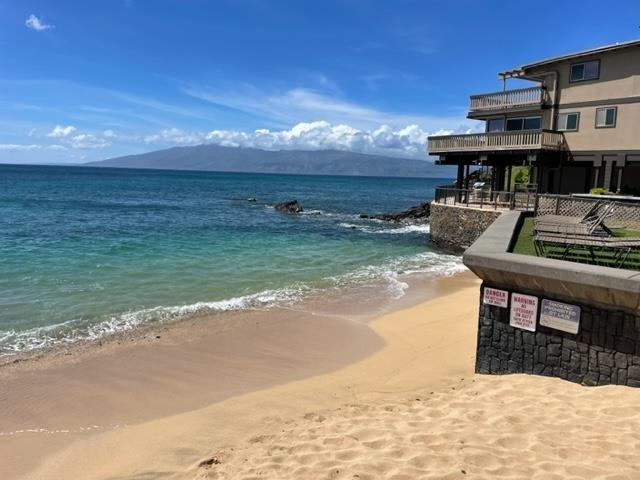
196 375 640 479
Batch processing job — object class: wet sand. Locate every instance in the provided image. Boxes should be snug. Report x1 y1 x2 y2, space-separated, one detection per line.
0 271 477 479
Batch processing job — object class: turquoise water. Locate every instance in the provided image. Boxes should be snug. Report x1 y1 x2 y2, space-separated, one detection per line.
0 164 462 355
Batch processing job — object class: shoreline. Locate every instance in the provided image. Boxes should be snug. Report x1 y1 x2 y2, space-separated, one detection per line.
0 250 463 371
0 270 477 479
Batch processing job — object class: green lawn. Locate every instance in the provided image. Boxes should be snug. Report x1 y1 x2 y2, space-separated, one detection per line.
511 217 640 270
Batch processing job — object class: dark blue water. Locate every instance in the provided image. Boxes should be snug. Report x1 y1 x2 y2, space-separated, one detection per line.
0 164 462 355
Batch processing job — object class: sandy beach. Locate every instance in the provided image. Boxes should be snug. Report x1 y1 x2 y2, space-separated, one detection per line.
3 272 640 479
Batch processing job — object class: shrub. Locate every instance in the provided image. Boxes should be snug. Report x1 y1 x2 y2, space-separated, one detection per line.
589 187 611 195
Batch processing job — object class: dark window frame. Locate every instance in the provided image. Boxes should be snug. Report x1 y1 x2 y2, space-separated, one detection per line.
569 59 600 83
505 115 542 132
595 106 617 129
556 112 580 132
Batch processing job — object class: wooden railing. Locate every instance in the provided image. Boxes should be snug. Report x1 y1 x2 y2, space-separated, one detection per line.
427 130 564 154
434 187 537 211
469 86 546 112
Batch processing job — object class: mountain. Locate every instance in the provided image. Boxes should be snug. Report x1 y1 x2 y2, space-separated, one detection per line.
85 144 451 178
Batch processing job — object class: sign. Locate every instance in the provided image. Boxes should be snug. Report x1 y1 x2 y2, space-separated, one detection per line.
510 293 538 331
540 299 581 334
483 287 508 308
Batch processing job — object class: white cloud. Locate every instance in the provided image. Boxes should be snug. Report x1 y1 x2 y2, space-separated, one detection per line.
0 144 42 151
70 134 111 149
143 121 477 159
25 14 54 32
43 125 113 149
144 128 203 145
46 125 76 138
0 144 66 151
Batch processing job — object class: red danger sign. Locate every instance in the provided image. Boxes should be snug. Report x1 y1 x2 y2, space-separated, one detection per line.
483 287 508 308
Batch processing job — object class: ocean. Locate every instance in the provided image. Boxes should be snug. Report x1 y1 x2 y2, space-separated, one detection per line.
0 164 463 356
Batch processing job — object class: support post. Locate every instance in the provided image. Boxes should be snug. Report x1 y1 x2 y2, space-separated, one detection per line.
456 163 464 189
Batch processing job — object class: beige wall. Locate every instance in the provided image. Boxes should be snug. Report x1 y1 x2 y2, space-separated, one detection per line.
530 47 640 104
557 102 640 151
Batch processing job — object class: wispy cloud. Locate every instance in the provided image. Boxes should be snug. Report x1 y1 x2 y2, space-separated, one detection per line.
25 14 54 32
0 143 65 151
180 83 469 133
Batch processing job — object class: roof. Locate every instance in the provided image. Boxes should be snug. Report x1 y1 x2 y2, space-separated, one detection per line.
499 39 640 78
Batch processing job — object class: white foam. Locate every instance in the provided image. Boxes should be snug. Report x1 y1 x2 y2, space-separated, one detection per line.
0 287 308 356
339 222 430 235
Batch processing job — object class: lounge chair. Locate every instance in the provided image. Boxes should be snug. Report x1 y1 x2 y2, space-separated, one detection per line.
534 232 640 268
534 201 615 237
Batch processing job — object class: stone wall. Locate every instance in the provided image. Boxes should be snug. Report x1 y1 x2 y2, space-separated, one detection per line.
429 203 502 252
476 283 640 387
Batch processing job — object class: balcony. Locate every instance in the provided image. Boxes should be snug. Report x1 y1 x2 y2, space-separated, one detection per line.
427 129 564 155
468 86 547 116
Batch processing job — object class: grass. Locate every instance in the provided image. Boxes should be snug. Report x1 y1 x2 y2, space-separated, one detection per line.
511 217 640 270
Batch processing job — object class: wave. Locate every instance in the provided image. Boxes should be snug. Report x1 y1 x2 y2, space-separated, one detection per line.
0 287 308 357
325 251 465 299
339 222 430 235
0 252 463 357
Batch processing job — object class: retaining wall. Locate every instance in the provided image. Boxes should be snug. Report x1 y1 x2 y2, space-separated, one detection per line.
477 284 640 386
429 203 502 252
464 211 640 387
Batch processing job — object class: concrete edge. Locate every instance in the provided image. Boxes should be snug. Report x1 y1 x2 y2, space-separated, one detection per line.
463 211 640 313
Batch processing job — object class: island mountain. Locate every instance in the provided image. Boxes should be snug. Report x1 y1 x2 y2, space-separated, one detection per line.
86 144 449 178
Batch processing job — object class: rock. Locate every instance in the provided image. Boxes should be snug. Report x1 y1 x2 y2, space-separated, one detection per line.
247 197 257 202
359 202 430 223
198 456 221 467
275 200 303 214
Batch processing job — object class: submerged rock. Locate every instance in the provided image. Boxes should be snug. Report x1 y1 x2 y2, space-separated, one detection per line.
360 202 430 223
275 200 303 214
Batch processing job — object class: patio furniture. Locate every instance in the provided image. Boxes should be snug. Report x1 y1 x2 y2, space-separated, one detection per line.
534 201 616 237
534 232 640 268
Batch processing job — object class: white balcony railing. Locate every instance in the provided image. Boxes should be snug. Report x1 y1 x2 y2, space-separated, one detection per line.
427 130 564 154
469 86 546 112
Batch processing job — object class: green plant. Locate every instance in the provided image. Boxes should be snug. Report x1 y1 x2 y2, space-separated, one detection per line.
512 166 530 187
589 187 611 195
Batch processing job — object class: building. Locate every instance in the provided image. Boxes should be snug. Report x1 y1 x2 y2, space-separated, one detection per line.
427 39 640 195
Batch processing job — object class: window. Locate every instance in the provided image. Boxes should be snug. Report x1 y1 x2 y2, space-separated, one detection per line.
595 107 617 128
557 112 580 131
523 117 542 130
505 116 541 131
570 60 600 82
486 118 504 132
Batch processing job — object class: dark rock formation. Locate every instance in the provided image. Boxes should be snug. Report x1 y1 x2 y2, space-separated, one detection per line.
359 202 430 223
275 200 303 214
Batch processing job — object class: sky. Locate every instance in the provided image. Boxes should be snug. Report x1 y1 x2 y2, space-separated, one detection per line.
1 0 639 164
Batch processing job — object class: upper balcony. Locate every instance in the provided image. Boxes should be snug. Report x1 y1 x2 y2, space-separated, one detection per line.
427 129 565 155
468 86 547 118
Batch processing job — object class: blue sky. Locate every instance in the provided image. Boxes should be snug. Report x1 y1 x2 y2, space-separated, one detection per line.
1 0 639 163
